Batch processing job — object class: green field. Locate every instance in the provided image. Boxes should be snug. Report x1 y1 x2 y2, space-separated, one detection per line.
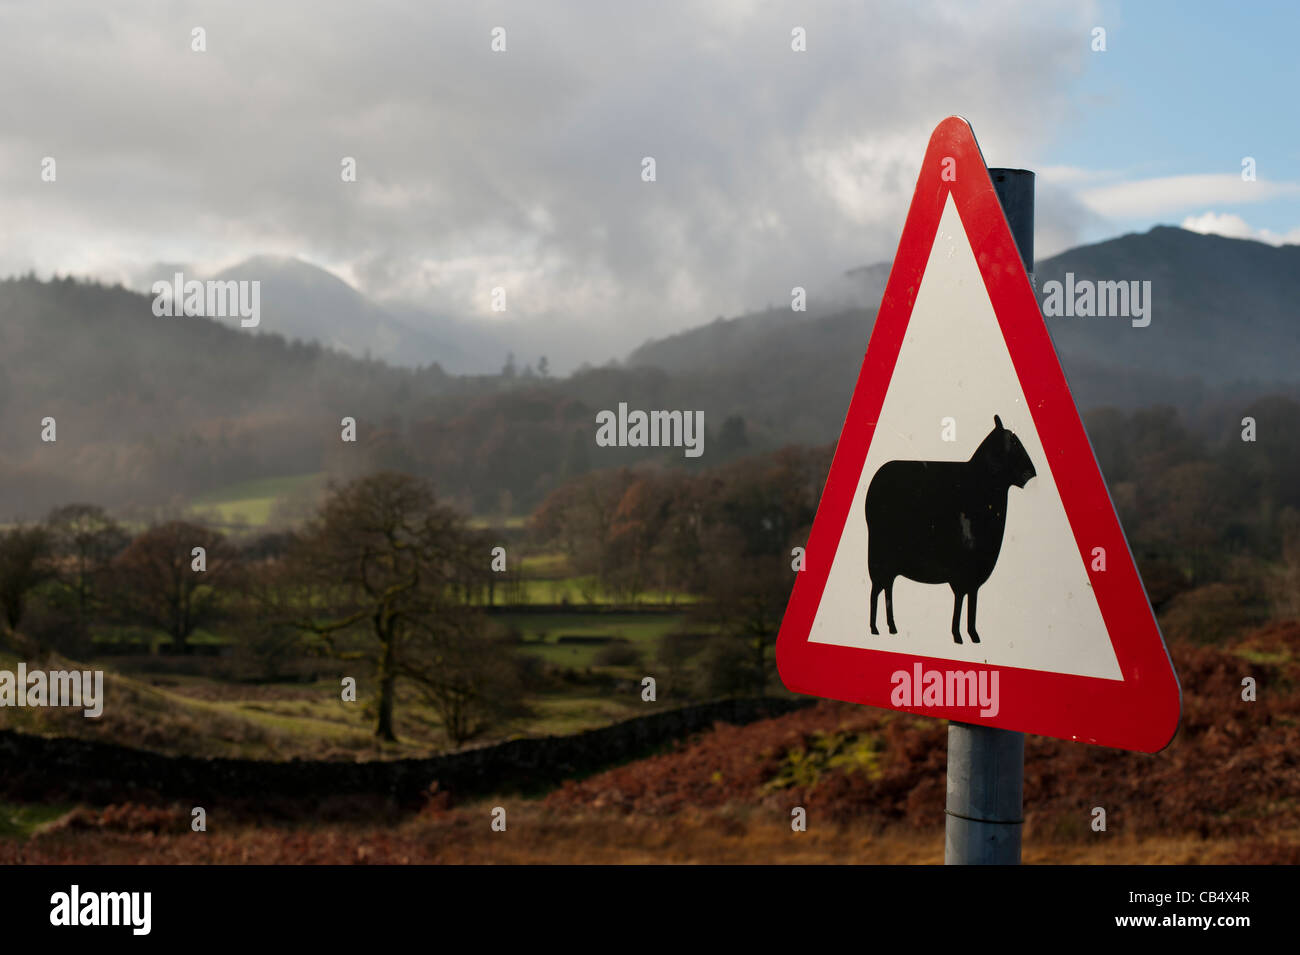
517 552 570 575
489 575 695 607
505 612 689 668
6 514 715 755
492 553 697 607
188 472 325 527
468 515 529 530
91 625 231 652
1 602 710 756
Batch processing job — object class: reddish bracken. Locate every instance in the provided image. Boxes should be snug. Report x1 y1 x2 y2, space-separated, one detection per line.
45 802 188 834
546 622 1300 839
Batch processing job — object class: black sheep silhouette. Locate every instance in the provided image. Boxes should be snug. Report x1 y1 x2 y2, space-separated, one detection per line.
865 415 1036 644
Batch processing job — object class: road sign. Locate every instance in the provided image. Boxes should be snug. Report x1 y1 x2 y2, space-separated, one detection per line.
775 116 1180 753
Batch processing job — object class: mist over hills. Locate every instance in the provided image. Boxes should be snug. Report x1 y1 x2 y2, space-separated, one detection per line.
1 226 1295 521
132 256 511 374
211 256 458 368
201 256 618 377
628 226 1300 428
0 275 456 517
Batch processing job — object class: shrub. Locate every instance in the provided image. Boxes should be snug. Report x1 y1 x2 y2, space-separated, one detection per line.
593 641 641 667
694 634 758 698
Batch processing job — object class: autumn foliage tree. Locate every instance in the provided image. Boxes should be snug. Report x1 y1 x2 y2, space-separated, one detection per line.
111 521 236 653
532 446 829 696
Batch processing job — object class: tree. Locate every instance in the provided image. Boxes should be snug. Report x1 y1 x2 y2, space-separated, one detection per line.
716 414 750 458
287 472 486 741
561 427 591 480
45 503 128 628
401 612 527 747
685 449 821 695
112 522 236 653
691 540 789 697
532 468 639 582
230 557 306 679
0 525 54 636
603 474 696 601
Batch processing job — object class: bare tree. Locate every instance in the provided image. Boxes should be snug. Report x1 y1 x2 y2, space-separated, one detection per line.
401 611 527 747
111 521 236 653
45 503 129 628
231 556 307 679
287 472 486 741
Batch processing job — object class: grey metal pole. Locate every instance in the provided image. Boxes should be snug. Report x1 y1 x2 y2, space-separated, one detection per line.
943 167 1033 866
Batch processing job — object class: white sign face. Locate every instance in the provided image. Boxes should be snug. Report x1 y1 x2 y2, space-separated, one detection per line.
807 195 1122 681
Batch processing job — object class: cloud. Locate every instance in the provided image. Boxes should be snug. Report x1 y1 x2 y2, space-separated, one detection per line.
0 0 1100 367
1037 165 1122 186
1180 211 1300 246
1079 174 1300 219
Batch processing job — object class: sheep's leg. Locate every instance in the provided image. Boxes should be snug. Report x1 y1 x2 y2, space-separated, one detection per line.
966 589 980 643
869 582 881 635
884 580 897 634
950 586 964 644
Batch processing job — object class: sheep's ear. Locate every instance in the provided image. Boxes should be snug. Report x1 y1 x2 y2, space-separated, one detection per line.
994 414 1003 430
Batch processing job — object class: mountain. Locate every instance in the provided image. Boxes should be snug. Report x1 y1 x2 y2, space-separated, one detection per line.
379 300 517 374
3 226 1297 522
205 255 505 372
626 227 1300 424
1036 226 1300 386
133 257 624 376
0 275 462 517
625 262 892 377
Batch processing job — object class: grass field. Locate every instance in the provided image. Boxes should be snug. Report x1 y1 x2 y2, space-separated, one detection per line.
188 472 325 527
0 606 698 757
467 515 529 530
0 648 427 759
187 473 535 531
506 612 689 669
490 575 696 607
91 625 231 652
517 552 570 576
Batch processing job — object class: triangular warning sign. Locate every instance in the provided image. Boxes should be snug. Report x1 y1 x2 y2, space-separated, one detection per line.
776 116 1180 753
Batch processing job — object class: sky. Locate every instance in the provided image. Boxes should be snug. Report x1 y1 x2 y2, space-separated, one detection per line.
0 0 1295 368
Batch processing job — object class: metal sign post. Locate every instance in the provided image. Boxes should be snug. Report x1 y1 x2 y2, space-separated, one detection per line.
943 168 1033 866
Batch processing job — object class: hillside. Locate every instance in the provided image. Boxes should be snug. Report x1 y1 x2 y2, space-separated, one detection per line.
0 275 866 519
3 226 1298 521
626 227 1300 431
208 256 509 374
1037 226 1300 386
0 276 456 516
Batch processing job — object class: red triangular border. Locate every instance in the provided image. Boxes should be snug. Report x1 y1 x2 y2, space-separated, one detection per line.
775 116 1181 753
